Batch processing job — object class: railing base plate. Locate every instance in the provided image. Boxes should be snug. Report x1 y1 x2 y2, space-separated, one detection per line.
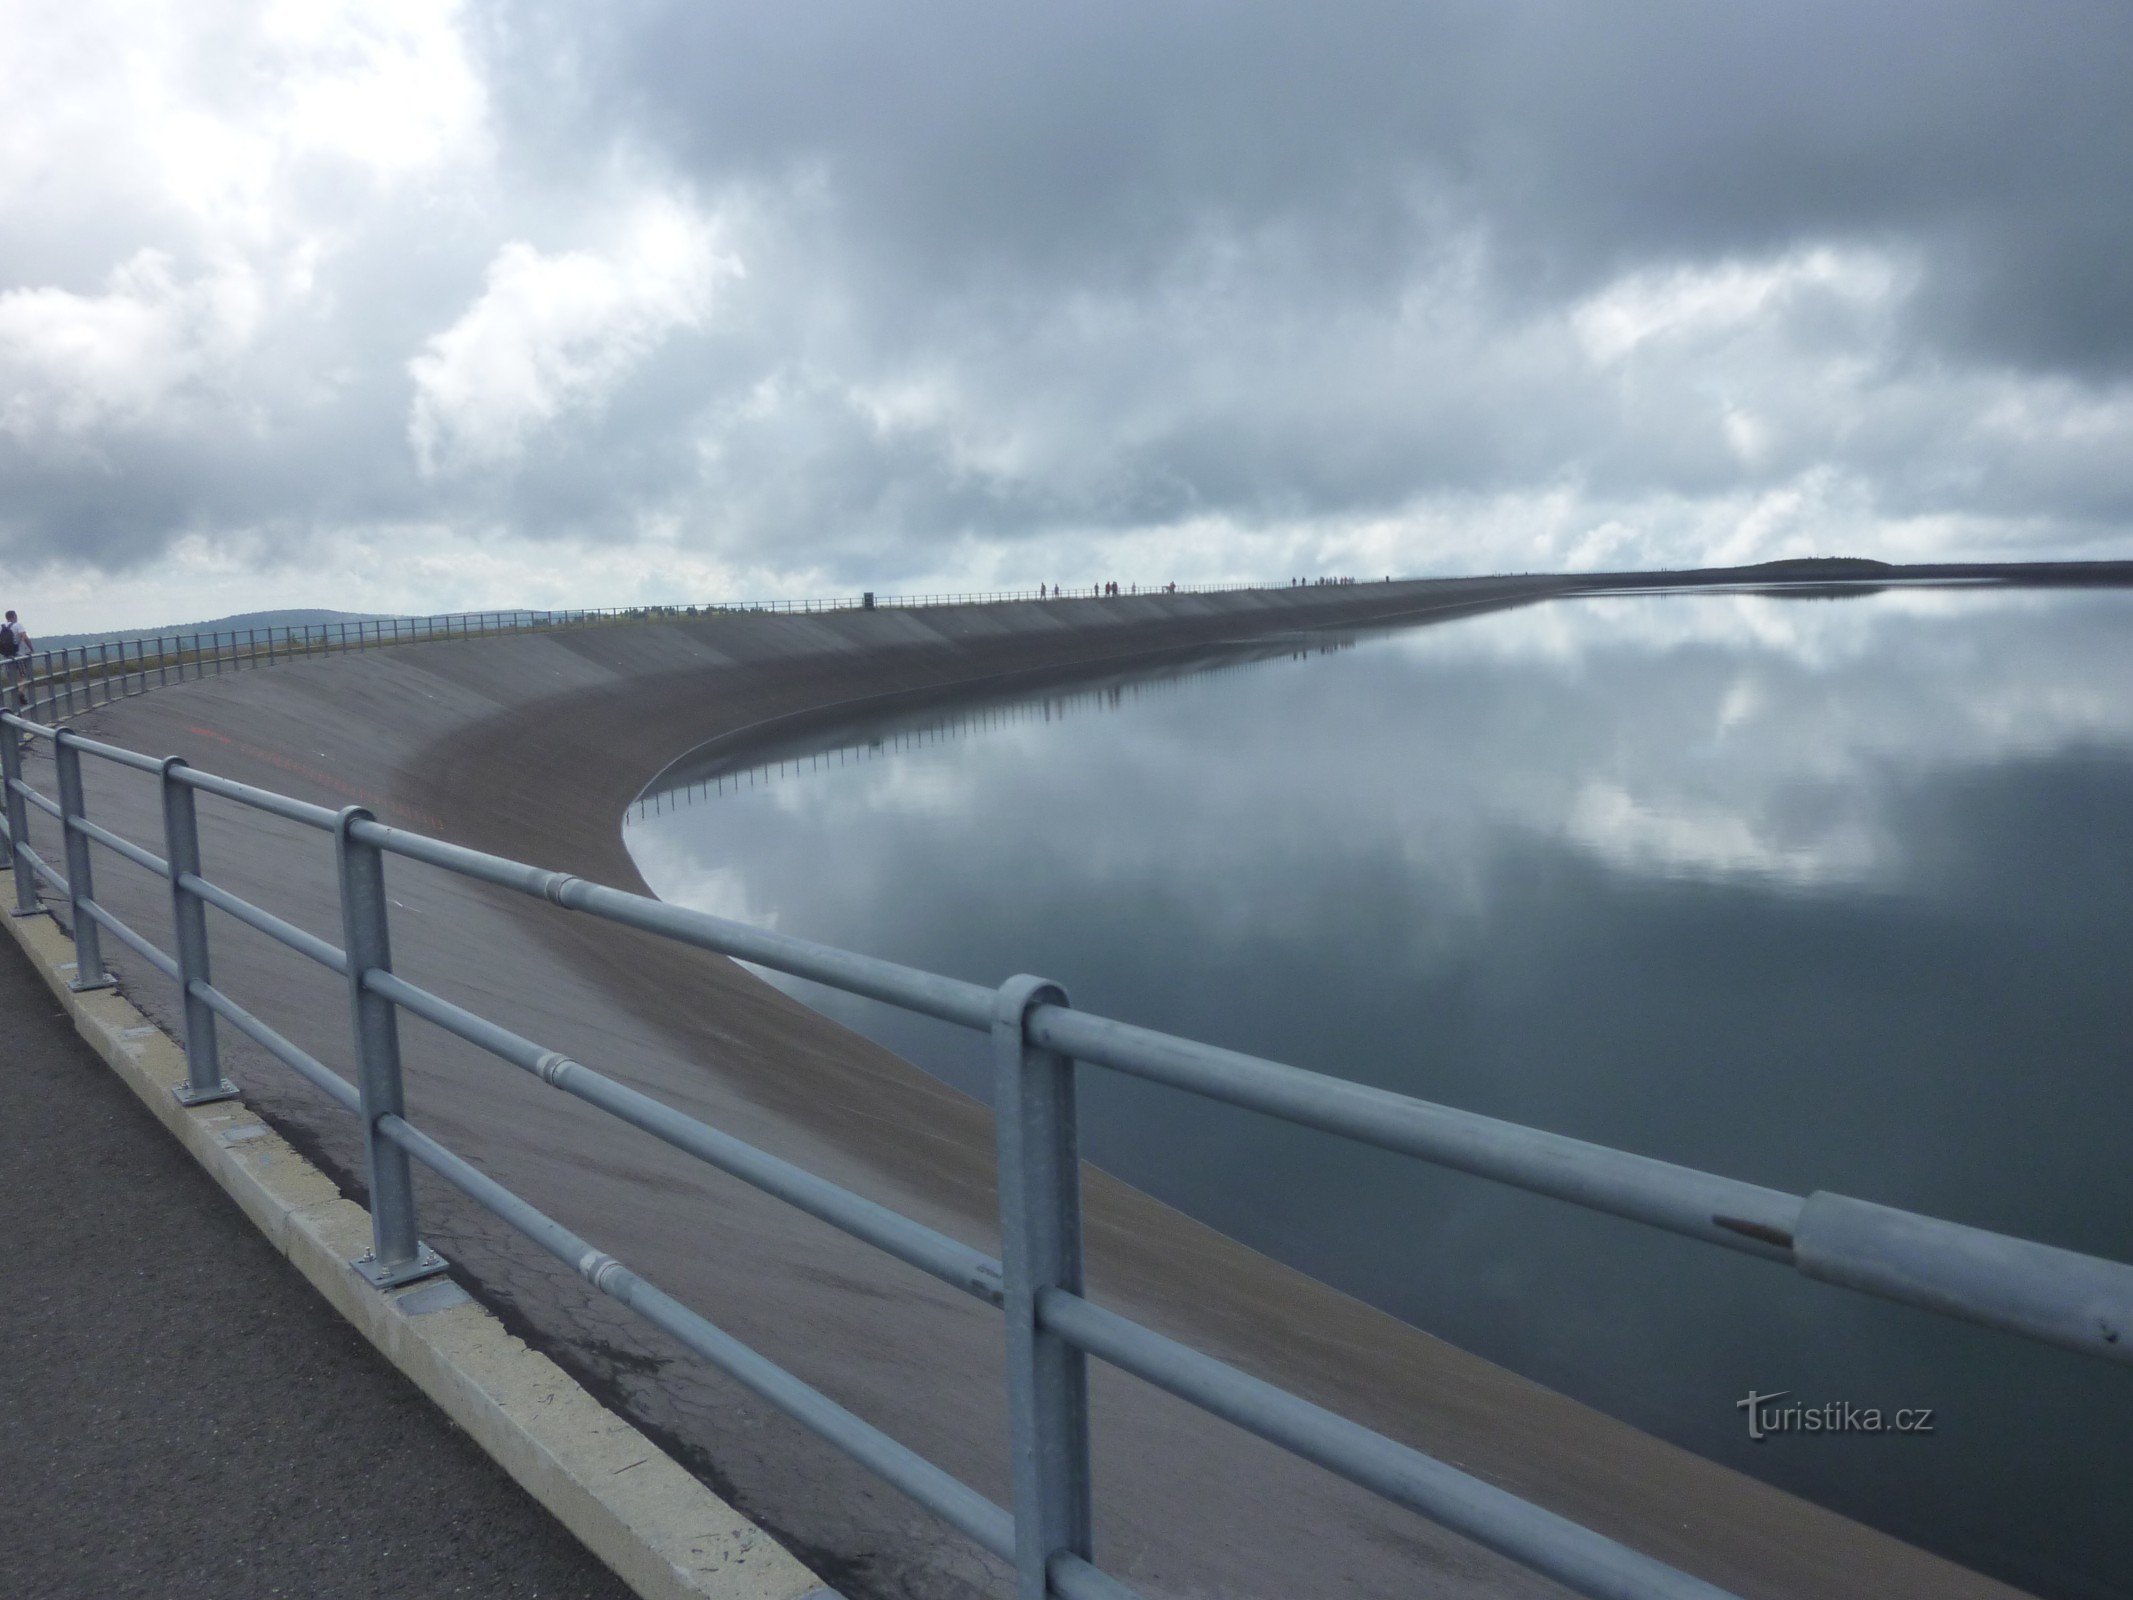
352 1245 449 1290
67 975 117 993
172 1077 241 1107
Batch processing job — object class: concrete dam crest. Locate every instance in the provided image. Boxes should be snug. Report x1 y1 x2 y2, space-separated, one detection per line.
70 581 2025 1600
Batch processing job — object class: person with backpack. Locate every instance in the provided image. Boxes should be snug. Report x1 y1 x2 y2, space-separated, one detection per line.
1 609 33 719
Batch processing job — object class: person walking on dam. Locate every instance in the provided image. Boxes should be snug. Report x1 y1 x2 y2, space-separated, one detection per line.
0 609 32 715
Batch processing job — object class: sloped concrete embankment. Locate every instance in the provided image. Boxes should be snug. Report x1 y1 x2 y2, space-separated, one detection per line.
52 582 2023 1600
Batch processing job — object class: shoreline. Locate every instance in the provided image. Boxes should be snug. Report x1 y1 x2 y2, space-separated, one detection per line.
69 572 2037 1598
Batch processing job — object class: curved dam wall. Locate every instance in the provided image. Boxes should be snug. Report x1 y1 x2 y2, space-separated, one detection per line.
65 580 2017 1600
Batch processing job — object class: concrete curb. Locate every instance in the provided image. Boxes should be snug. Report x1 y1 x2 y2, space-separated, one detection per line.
3 900 838 1600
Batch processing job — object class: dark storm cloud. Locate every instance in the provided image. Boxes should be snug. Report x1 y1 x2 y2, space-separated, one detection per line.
4 0 2130 606
488 0 2133 374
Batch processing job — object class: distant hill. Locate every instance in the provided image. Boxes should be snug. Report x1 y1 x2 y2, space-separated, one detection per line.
39 609 400 651
1734 557 1895 579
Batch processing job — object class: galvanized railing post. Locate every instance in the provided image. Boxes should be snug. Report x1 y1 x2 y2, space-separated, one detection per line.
993 974 1094 1597
335 805 446 1288
0 718 37 917
53 730 114 991
161 758 238 1105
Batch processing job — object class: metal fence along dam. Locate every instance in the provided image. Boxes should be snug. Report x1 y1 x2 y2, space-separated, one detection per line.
4 576 2126 1600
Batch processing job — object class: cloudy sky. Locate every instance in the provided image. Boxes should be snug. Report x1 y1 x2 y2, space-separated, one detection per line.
4 1 2131 629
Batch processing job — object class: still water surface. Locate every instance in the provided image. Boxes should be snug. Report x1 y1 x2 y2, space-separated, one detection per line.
627 587 2133 1599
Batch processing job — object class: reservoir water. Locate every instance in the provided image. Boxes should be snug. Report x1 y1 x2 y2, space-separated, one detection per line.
626 585 2133 1599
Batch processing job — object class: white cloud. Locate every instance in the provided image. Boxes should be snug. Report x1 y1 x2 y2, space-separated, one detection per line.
2 0 485 249
0 249 262 439
260 0 487 179
408 201 742 475
1570 247 1907 365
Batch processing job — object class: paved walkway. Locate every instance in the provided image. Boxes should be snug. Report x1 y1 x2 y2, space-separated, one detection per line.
0 932 635 1600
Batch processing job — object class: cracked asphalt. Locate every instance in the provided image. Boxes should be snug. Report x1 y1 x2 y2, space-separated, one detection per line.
0 930 636 1600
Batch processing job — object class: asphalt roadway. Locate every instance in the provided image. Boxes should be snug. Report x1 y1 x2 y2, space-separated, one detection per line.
0 931 635 1600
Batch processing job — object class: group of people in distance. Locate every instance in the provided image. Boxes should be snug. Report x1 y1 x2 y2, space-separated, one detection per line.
1033 582 1184 598
1027 577 1385 599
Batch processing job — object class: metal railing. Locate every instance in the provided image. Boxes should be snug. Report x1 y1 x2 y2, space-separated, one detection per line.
873 584 1266 608
2 703 2128 1600
10 608 718 725
7 582 1295 726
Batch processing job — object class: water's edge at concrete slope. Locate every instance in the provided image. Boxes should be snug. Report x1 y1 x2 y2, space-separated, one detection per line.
76 581 2029 1600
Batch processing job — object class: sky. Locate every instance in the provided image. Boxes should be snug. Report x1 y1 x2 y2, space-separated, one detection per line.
3 1 2131 630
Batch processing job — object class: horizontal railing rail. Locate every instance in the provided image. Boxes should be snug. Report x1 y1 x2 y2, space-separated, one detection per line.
3 580 1314 727
1 699 2127 1600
